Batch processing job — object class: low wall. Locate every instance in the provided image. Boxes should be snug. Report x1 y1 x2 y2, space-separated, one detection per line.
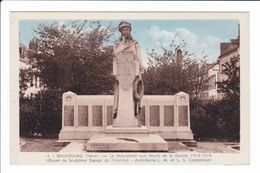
59 91 194 140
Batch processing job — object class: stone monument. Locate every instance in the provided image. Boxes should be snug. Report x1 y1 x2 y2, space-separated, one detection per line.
59 21 195 150
85 21 168 151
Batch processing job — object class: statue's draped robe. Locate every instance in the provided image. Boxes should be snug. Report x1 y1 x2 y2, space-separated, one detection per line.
113 40 143 127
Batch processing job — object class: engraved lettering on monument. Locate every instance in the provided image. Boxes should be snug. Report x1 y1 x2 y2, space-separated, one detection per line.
150 105 160 126
139 106 146 126
64 105 74 126
164 105 174 126
106 105 113 126
78 106 88 126
92 105 103 126
178 105 188 126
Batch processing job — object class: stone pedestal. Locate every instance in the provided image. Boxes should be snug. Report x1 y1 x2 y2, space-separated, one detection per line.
112 87 139 127
113 52 139 127
85 126 168 151
85 41 170 151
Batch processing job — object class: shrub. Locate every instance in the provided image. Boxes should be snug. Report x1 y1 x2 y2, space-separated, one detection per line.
190 99 240 141
20 89 62 137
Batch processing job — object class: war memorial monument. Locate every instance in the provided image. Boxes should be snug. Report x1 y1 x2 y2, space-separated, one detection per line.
58 21 195 151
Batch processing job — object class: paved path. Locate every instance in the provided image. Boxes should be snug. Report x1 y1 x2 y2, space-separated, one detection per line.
59 140 86 152
190 142 239 153
20 138 239 153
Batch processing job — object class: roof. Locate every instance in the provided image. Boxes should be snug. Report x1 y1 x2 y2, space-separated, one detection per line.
218 47 239 60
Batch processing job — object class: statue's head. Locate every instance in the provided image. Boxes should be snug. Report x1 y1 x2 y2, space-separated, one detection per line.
118 21 132 41
118 21 132 32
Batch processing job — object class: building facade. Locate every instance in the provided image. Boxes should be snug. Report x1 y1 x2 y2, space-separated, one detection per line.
198 34 240 101
19 39 42 97
218 39 240 82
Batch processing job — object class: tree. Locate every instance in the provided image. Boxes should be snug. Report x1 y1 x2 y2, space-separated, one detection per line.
28 20 115 94
192 56 240 140
216 56 240 140
19 68 30 97
218 56 240 101
20 20 116 137
143 38 207 96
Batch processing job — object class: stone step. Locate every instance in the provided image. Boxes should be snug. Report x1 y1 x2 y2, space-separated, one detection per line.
105 125 150 134
85 134 168 152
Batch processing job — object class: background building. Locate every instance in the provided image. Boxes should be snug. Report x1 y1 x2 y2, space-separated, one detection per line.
19 38 42 97
218 38 240 82
198 25 240 101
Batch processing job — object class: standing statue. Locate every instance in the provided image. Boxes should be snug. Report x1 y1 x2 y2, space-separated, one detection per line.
112 21 144 127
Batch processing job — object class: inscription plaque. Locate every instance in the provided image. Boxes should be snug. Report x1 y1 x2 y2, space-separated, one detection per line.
164 105 174 126
150 105 160 126
178 105 188 126
92 105 103 126
64 105 74 126
139 106 146 126
78 106 88 126
107 105 113 126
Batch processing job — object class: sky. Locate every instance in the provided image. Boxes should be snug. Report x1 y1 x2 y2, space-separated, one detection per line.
19 19 239 66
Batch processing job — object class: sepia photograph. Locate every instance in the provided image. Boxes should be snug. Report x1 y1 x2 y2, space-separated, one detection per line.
8 11 249 165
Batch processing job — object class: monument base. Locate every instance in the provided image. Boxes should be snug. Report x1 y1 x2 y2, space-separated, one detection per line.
85 134 168 152
105 125 149 135
85 126 168 151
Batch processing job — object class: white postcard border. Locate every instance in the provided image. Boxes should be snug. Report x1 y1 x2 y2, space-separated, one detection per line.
1 1 259 172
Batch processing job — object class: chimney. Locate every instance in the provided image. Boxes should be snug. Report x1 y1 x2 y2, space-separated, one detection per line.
176 49 183 65
238 24 240 40
220 43 229 56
